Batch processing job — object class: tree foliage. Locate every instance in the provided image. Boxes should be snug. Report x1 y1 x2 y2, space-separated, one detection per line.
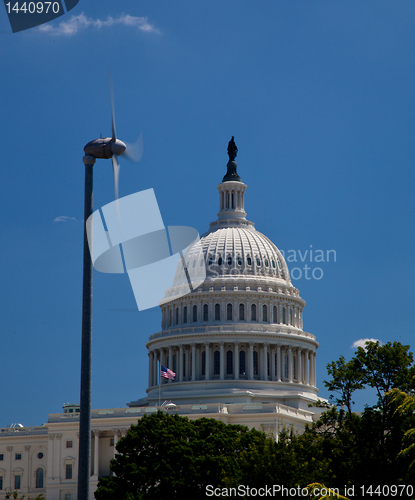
95 341 415 499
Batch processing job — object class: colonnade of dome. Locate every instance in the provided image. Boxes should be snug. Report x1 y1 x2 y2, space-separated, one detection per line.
147 342 317 388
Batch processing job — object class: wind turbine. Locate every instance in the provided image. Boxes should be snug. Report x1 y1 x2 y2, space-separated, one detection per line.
78 65 143 500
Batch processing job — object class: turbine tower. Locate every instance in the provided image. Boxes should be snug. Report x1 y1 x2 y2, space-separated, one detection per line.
78 65 142 500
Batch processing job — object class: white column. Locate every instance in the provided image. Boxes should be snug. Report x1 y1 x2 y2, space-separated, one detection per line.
148 351 153 387
47 436 54 480
271 346 276 381
7 446 13 489
160 349 165 384
24 445 30 493
288 347 293 383
93 430 100 477
234 342 239 380
249 342 254 380
306 350 311 385
54 434 62 479
179 345 183 382
205 342 210 380
297 349 302 383
278 303 283 324
168 347 173 382
185 346 190 381
153 350 158 387
276 345 281 382
191 343 196 381
262 343 268 380
219 342 225 380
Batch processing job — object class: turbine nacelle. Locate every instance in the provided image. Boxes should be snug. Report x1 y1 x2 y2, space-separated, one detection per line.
84 137 126 160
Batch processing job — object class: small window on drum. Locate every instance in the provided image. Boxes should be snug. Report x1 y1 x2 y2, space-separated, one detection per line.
237 256 242 266
193 305 197 322
218 256 223 266
208 255 213 266
203 304 209 322
247 256 252 266
215 303 221 321
227 256 232 266
256 258 261 266
272 260 276 268
239 303 245 321
265 259 269 267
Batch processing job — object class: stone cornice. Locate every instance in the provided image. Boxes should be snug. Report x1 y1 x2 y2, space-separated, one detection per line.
147 329 318 350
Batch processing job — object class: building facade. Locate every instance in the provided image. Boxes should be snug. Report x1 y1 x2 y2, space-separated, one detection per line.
0 148 325 500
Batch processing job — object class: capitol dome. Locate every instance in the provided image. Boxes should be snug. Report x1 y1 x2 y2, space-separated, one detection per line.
135 144 321 423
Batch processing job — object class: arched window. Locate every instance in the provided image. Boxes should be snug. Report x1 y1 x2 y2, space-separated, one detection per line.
218 256 223 266
253 351 259 376
36 467 44 489
169 309 172 327
214 350 220 375
262 304 268 322
239 303 245 321
227 303 233 321
247 256 252 266
273 306 278 323
289 308 292 325
203 304 209 322
201 351 206 376
175 308 179 325
239 351 246 375
251 304 257 321
282 307 286 325
215 303 221 321
227 255 232 266
193 305 197 322
226 350 233 375
183 306 188 324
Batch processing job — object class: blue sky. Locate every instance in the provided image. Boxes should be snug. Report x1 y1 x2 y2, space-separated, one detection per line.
1 0 415 427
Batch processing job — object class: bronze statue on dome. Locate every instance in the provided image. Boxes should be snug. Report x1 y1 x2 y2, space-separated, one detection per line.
227 136 238 161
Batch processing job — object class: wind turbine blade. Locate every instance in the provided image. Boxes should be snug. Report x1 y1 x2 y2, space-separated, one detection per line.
124 130 144 163
112 153 120 201
112 153 123 236
105 63 117 142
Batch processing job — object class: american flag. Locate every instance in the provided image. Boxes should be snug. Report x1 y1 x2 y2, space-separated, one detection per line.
160 365 176 381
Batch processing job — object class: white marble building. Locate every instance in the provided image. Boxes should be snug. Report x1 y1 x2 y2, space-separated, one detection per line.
0 150 325 500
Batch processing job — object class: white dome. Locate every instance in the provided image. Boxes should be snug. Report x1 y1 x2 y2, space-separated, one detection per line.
199 226 290 281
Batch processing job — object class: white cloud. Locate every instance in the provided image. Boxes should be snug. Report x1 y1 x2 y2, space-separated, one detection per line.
39 13 160 36
54 216 77 222
351 338 382 349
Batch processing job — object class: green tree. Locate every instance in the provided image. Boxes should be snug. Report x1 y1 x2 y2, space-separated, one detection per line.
95 411 279 500
324 356 364 416
310 341 415 489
